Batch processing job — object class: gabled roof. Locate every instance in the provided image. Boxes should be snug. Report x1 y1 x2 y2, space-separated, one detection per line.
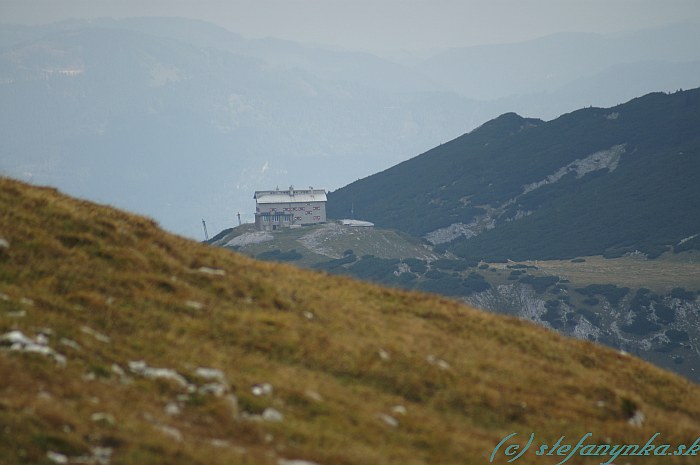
254 188 327 204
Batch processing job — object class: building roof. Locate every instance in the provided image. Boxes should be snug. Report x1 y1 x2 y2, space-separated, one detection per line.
254 187 327 204
340 219 374 227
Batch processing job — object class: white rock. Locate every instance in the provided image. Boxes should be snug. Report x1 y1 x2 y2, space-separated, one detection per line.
128 360 189 388
304 390 323 402
377 349 391 361
128 360 147 372
91 412 116 425
80 326 110 343
628 410 645 427
165 402 181 416
1 330 66 364
436 359 451 370
21 344 55 357
224 231 273 247
111 363 125 376
46 451 68 463
91 447 113 465
209 439 231 448
378 413 398 427
302 311 314 320
147 368 188 387
426 354 451 370
278 460 321 465
252 383 273 396
198 382 228 397
262 408 284 422
197 266 226 276
60 338 82 351
195 367 226 382
391 405 407 415
0 238 8 249
19 297 33 306
185 300 204 310
1 330 33 346
156 424 182 442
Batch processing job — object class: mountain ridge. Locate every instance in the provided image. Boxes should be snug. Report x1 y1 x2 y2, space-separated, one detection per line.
327 87 700 261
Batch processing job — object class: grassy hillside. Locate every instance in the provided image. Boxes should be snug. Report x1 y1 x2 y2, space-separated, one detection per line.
212 222 700 382
208 222 437 268
327 88 700 261
1 177 700 465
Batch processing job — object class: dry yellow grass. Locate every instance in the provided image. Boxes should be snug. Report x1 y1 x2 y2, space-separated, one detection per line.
1 177 699 465
494 254 700 293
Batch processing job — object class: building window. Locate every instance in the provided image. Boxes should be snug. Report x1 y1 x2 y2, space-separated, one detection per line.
313 206 320 210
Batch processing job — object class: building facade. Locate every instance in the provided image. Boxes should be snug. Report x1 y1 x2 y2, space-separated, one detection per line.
254 186 327 231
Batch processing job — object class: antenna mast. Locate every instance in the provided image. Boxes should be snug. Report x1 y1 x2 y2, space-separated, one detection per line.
237 212 242 226
202 219 209 240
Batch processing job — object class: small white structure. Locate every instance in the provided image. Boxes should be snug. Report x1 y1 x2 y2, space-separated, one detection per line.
254 186 327 231
339 219 374 228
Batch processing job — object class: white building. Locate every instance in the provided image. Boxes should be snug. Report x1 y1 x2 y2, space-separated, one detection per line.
254 186 327 231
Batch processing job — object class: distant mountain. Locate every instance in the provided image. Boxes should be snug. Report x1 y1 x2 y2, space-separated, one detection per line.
416 23 700 101
3 18 700 239
0 18 484 238
327 88 700 261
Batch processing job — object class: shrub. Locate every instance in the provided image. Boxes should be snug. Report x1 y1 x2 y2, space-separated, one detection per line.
402 258 427 274
576 308 601 326
665 329 690 343
653 304 675 324
519 275 559 294
670 287 695 300
314 253 357 271
425 270 449 280
575 284 629 306
432 259 469 271
350 256 400 282
256 249 302 262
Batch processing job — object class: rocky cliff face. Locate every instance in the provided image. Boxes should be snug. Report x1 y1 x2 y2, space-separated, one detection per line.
466 283 700 382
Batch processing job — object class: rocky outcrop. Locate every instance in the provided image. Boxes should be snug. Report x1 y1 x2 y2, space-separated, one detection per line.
465 282 700 382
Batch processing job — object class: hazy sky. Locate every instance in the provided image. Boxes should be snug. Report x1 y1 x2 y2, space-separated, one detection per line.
2 0 700 53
